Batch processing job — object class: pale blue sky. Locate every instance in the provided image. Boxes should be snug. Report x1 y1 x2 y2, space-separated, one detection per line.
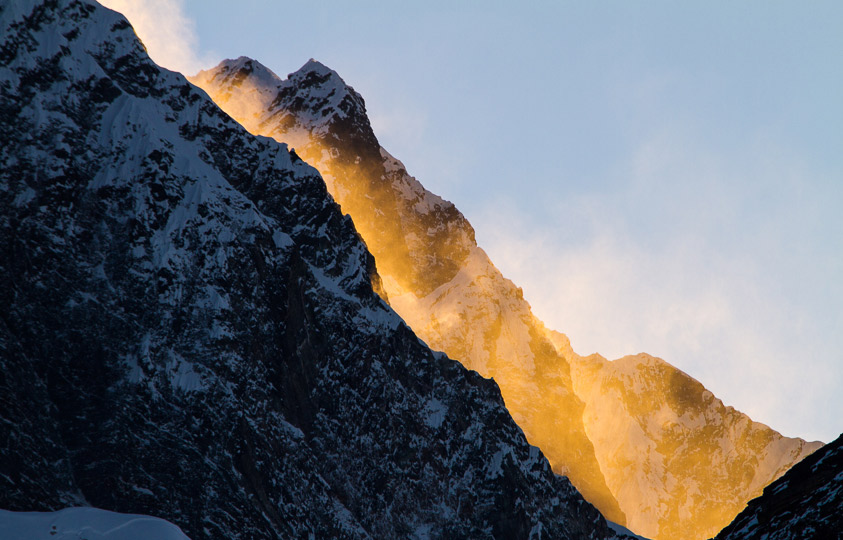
106 0 842 442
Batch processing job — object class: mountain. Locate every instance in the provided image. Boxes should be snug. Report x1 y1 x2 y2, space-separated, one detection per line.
0 1 633 538
191 55 629 529
713 433 843 540
190 57 823 540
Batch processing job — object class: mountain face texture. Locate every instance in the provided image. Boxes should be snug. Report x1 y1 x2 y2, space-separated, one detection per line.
714 433 843 540
0 1 634 539
190 58 824 540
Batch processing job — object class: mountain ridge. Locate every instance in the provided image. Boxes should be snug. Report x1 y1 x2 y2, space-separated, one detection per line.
205 56 629 527
190 55 823 540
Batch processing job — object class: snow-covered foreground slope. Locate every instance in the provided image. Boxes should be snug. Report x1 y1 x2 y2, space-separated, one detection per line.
0 508 190 540
714 432 843 540
190 57 822 540
0 1 632 538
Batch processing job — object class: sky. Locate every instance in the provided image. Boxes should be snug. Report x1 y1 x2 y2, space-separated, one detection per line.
99 0 842 443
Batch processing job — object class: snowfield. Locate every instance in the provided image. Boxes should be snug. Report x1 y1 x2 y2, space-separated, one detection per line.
0 508 190 540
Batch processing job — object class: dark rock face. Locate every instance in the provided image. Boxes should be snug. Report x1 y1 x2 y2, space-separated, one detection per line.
713 433 843 540
0 1 629 539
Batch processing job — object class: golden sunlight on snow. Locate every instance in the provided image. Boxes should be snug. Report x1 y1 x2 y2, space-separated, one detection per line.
189 66 821 540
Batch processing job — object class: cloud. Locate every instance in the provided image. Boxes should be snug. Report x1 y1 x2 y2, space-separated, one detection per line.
98 0 210 75
471 127 842 443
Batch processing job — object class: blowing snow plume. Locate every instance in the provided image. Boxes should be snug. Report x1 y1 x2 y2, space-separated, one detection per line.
98 0 207 75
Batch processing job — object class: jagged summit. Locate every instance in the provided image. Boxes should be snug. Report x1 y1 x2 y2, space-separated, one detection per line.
272 57 367 128
299 57 335 75
190 57 283 133
210 56 281 83
193 56 373 156
191 56 476 298
199 56 341 94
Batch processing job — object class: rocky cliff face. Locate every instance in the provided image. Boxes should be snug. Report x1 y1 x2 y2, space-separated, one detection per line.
190 57 823 540
713 433 842 540
0 1 631 539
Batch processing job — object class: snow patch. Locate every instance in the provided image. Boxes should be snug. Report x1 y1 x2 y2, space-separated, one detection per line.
606 520 649 539
12 186 36 207
167 353 204 393
423 397 447 429
272 229 293 249
0 507 191 540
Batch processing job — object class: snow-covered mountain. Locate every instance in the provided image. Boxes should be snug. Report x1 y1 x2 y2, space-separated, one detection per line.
190 57 823 540
192 56 628 529
713 433 842 540
0 1 634 538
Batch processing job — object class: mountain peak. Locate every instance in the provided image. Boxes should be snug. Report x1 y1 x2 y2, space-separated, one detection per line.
194 56 281 90
298 57 334 76
279 58 364 124
189 56 375 153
